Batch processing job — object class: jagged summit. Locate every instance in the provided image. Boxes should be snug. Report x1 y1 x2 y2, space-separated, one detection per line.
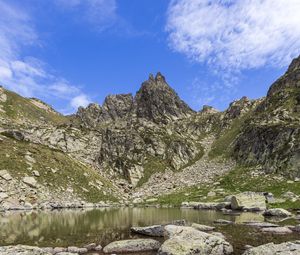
135 72 194 124
77 72 194 126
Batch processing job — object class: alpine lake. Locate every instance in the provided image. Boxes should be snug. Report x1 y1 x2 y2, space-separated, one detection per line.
0 207 299 255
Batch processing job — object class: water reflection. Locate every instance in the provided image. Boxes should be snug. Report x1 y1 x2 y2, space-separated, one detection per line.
0 207 252 247
0 207 297 254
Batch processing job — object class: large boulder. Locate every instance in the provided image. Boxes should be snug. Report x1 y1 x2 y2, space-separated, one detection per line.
103 239 161 253
263 208 292 217
158 225 233 255
242 241 300 255
22 177 37 188
231 192 266 211
131 220 185 237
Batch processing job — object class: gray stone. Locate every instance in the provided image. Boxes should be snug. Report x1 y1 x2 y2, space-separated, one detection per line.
261 226 293 234
103 239 161 253
191 223 215 231
158 225 233 255
22 177 37 188
214 219 233 225
242 241 300 255
231 192 266 211
131 220 185 237
0 245 52 254
0 192 9 201
0 170 12 181
263 208 292 217
67 246 87 254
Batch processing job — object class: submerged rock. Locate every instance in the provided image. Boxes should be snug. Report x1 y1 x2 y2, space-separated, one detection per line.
261 226 293 234
158 225 233 255
242 241 300 255
243 222 279 228
131 220 185 237
263 208 292 217
214 219 233 225
103 239 161 253
231 192 266 211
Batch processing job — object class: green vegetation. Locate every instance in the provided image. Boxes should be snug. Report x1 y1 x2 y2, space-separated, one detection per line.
153 165 300 209
209 115 249 159
0 135 118 203
0 88 67 125
137 156 168 187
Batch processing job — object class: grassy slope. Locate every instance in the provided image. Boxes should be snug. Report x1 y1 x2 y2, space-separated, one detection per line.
0 135 118 203
0 88 67 125
152 165 300 209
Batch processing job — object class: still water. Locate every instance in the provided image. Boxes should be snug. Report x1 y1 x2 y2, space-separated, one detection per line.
0 207 298 254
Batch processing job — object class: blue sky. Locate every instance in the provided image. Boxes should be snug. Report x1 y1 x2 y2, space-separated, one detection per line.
0 0 300 114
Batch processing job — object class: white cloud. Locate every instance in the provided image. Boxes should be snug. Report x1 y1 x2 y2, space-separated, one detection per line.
0 1 91 113
71 94 91 109
166 0 300 71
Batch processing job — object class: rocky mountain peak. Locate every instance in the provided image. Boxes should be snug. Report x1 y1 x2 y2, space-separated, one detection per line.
135 72 194 124
225 96 255 119
267 55 300 98
155 72 166 82
76 72 195 126
287 55 300 73
102 93 134 120
199 105 219 115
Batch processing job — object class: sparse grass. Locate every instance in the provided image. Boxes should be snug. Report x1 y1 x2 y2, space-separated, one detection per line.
0 136 118 203
0 88 67 125
151 165 300 209
137 156 168 187
209 117 246 159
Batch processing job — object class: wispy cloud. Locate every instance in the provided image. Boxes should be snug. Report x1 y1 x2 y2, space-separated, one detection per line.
55 0 117 31
166 0 300 109
166 0 300 71
0 0 91 113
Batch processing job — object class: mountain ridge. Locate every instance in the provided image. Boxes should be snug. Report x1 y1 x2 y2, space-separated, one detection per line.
0 55 300 209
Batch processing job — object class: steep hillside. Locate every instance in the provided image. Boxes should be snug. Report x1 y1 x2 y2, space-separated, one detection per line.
233 56 300 178
0 86 67 127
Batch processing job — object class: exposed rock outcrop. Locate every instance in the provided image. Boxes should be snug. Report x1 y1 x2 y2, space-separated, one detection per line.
158 225 233 255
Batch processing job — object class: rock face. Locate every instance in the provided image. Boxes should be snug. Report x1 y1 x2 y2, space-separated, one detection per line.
135 73 194 124
158 225 233 255
230 192 266 211
233 55 300 178
103 239 161 253
242 241 300 255
77 93 134 127
77 73 194 126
